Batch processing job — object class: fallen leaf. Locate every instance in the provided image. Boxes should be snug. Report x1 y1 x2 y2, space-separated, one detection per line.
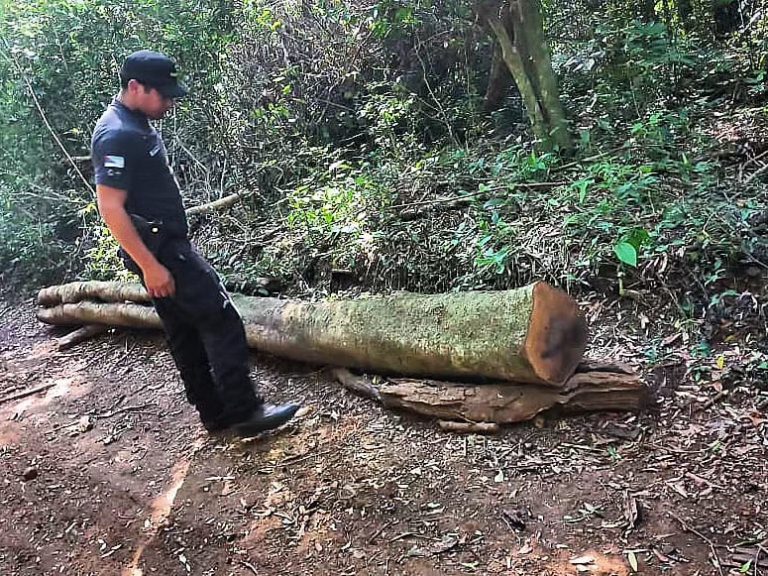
747 412 767 427
628 550 638 572
662 333 681 346
77 415 93 433
430 534 459 554
623 493 641 533
502 508 527 530
668 482 689 498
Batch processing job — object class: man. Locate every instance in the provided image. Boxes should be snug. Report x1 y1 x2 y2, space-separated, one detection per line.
91 50 299 436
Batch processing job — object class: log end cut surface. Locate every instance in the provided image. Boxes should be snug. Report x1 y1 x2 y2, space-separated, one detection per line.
525 282 588 386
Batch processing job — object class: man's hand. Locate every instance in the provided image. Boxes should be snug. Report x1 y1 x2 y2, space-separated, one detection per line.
143 261 176 299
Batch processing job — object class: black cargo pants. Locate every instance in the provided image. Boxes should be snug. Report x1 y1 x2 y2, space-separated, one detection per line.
124 237 262 427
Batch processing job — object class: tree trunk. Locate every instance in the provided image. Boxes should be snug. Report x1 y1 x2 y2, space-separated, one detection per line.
640 0 657 22
484 43 514 112
486 13 549 145
480 0 572 151
37 300 163 330
37 281 150 306
36 281 647 426
713 0 740 37
511 0 572 151
37 280 587 387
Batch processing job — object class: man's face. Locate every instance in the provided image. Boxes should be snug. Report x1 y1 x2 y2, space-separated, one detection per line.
130 81 176 119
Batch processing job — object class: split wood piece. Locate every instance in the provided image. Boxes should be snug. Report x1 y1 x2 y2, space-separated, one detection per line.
332 362 646 425
56 324 110 351
185 192 251 216
438 420 500 434
37 280 587 386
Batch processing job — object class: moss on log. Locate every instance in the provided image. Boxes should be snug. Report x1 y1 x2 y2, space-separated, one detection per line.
37 280 587 386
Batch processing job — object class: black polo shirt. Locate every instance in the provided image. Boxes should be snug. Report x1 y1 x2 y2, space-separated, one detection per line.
91 98 188 237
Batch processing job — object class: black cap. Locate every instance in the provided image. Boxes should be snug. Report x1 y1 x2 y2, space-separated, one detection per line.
120 50 189 98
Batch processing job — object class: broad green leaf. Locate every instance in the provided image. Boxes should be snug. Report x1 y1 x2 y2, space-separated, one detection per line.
614 242 637 267
626 228 651 249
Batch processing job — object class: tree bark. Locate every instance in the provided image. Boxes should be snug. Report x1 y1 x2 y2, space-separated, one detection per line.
332 361 646 424
37 280 587 387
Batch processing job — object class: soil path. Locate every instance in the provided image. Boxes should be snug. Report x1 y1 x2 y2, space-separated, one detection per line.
1 299 766 575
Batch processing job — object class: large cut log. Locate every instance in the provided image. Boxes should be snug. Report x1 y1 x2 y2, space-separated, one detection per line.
37 280 587 386
332 361 646 424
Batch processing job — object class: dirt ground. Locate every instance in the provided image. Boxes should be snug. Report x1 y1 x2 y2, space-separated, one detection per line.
1 295 766 576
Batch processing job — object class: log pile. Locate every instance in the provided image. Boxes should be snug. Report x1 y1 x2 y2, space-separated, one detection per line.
36 281 647 428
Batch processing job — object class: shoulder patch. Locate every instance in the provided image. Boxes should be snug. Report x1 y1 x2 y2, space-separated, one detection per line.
104 155 125 169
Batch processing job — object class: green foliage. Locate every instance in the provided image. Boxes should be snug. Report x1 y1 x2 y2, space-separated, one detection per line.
82 220 136 282
357 88 422 156
287 161 389 234
0 0 765 312
447 99 767 296
0 185 75 291
0 0 247 288
278 156 395 282
367 0 421 39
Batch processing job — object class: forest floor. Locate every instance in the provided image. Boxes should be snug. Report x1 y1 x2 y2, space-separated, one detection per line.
1 290 766 576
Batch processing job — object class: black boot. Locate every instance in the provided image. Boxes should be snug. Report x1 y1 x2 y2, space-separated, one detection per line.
200 413 230 433
230 403 301 436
